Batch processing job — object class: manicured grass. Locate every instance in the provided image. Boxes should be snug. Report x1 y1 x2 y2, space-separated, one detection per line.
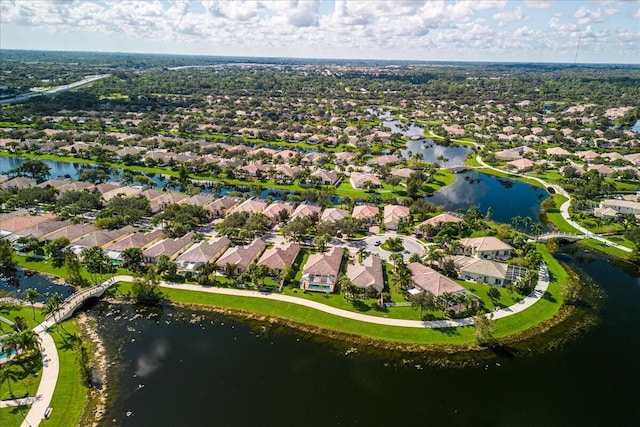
42 321 89 427
544 195 581 234
424 169 456 193
0 406 31 427
15 255 130 285
459 281 524 310
579 238 634 260
0 353 42 400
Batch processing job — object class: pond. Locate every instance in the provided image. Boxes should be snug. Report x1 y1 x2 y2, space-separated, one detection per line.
0 267 72 302
81 246 639 427
401 138 472 166
428 171 549 225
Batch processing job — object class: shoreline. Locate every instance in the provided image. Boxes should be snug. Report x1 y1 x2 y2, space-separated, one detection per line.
76 313 109 427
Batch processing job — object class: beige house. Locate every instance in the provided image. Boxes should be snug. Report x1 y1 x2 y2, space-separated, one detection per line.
231 199 268 215
458 237 514 260
346 254 384 295
311 169 340 186
104 229 166 262
0 213 58 234
175 236 231 272
599 199 640 216
142 232 195 264
407 262 466 297
350 172 382 189
262 202 294 224
300 246 345 293
447 255 527 286
257 242 301 272
290 203 322 221
383 204 411 230
216 239 267 275
505 158 535 172
204 197 240 218
352 205 379 223
320 208 349 224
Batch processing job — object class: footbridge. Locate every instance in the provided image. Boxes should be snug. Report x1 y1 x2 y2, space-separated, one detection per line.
531 232 586 243
42 276 124 326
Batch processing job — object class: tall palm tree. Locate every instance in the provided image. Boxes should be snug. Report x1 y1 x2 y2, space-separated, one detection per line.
24 288 41 320
0 364 20 398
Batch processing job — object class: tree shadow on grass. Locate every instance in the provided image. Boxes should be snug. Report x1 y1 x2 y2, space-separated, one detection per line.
350 299 372 313
434 327 460 336
542 291 557 303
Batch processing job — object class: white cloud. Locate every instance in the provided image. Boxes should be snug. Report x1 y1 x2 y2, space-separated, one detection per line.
573 6 606 25
524 1 551 9
493 6 528 27
633 9 640 19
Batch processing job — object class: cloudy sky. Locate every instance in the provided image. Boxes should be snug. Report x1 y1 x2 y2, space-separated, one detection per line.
1 0 639 63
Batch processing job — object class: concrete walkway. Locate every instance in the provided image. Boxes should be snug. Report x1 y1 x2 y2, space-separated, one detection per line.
474 154 632 253
109 262 549 329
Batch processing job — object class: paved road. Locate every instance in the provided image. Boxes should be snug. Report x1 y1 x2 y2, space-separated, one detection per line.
0 74 110 105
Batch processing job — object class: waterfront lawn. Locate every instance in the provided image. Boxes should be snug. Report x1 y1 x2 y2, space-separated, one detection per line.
544 195 580 234
15 255 129 285
0 353 42 400
579 238 634 260
459 281 524 310
43 321 89 427
423 170 456 193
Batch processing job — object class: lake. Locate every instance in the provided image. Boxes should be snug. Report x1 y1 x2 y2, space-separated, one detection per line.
86 247 639 427
428 171 548 224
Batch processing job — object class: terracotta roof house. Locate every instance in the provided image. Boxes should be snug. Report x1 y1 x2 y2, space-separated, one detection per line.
239 163 270 178
94 183 120 195
231 199 268 215
407 262 466 297
204 197 240 218
368 154 401 166
57 181 95 195
458 237 514 260
68 226 137 253
383 204 411 230
16 220 72 240
495 149 522 161
138 189 166 202
290 203 322 221
334 152 356 165
320 208 349 224
216 239 267 275
142 232 195 264
587 164 614 177
602 152 625 162
274 165 300 184
419 213 462 228
346 254 384 295
350 172 382 189
300 246 345 293
150 192 189 213
448 255 527 286
175 236 231 272
183 194 215 207
575 150 599 162
37 178 72 189
352 205 379 222
0 177 37 190
505 158 535 172
42 223 97 243
311 169 340 186
257 242 301 272
301 152 324 165
104 229 167 261
593 206 619 219
262 202 294 224
275 150 299 162
624 153 640 166
0 213 58 234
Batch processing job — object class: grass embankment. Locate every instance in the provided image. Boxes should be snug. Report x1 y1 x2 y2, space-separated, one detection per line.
544 194 578 234
115 245 566 345
41 321 89 427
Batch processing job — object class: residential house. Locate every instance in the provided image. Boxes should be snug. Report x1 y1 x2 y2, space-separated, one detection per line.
0 213 58 235
41 223 97 243
575 150 600 162
351 205 379 224
383 204 411 230
142 232 195 264
350 172 382 189
15 220 72 241
311 169 340 186
320 208 349 224
104 229 166 262
273 165 300 184
175 236 231 272
290 203 322 222
587 164 614 177
183 194 215 207
231 199 268 215
599 199 640 216
262 202 294 224
545 147 571 157
56 181 95 196
102 186 143 203
505 158 535 172
368 154 401 166
390 168 415 179
458 236 514 260
257 242 301 272
68 226 137 254
0 177 36 190
300 246 345 293
204 197 240 218
346 254 384 295
334 152 356 165
216 239 267 275
419 213 462 228
448 255 527 286
407 262 466 297
593 206 619 219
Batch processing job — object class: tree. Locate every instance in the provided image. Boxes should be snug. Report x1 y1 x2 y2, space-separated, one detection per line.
77 168 110 184
45 237 70 268
9 159 50 182
410 290 436 320
0 239 15 268
394 265 413 290
338 274 359 300
487 287 500 306
45 292 65 326
24 288 41 320
156 255 177 278
81 246 115 284
121 248 144 272
441 258 457 278
64 250 85 287
314 234 329 253
474 313 496 347
131 266 162 302
0 364 20 398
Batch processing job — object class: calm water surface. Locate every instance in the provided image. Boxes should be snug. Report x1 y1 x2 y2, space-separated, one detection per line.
90 248 639 427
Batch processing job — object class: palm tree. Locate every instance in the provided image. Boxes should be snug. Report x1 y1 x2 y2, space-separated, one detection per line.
0 364 20 398
24 288 41 320
45 292 66 331
394 266 413 291
511 215 522 231
410 290 436 320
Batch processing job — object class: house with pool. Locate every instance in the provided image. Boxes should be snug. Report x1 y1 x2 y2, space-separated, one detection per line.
300 246 345 293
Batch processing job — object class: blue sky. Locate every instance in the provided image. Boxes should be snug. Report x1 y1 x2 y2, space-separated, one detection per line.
1 1 638 63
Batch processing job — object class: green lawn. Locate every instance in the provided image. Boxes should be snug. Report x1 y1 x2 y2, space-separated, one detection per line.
41 321 89 427
544 195 580 234
0 406 31 427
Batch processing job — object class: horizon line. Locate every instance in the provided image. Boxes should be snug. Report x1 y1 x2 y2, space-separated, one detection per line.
2 47 639 67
